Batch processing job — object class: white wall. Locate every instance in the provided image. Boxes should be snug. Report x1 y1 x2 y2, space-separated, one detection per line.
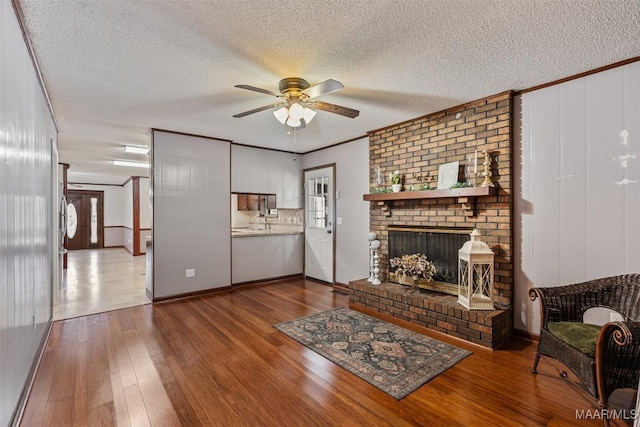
122 180 134 253
302 138 370 284
231 145 303 208
139 177 151 228
152 131 231 298
1 4 57 424
515 61 640 333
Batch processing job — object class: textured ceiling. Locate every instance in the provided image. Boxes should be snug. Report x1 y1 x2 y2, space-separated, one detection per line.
17 0 640 185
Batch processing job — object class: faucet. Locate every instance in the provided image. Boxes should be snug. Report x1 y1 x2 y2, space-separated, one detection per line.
264 220 271 231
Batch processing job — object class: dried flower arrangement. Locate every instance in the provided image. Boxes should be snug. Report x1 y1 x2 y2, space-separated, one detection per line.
389 253 436 281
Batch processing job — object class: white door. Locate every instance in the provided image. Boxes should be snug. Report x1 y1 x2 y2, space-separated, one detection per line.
304 165 335 283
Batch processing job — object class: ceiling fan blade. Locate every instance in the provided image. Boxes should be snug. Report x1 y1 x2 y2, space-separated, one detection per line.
312 101 359 118
235 84 281 97
232 103 278 118
302 79 344 99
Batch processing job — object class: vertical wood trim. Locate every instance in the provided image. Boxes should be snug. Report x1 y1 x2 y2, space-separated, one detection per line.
149 131 155 299
61 163 69 269
133 177 141 256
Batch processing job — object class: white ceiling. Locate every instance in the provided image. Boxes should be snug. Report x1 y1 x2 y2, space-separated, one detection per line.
17 0 640 185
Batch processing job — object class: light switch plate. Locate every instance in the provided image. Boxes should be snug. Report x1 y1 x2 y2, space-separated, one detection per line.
337 217 343 225
186 268 195 278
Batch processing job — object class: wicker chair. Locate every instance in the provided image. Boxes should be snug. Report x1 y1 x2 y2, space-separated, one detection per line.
530 274 640 426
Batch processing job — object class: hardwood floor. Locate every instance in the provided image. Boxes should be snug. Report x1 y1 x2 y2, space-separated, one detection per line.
54 248 150 321
24 279 632 426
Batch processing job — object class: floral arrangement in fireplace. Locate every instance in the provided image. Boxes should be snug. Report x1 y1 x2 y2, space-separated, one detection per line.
390 253 436 281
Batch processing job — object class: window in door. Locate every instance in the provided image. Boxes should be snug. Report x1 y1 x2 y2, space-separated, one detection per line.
308 176 328 228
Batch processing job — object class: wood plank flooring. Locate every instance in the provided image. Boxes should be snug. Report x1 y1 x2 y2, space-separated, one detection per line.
54 248 150 320
24 279 633 426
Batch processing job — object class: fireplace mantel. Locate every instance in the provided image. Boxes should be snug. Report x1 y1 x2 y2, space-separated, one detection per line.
363 186 497 217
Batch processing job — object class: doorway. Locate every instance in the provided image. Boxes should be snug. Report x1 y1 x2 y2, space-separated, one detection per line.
304 164 336 284
67 190 104 250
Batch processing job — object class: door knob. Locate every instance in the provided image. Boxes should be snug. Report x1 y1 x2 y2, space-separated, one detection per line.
327 230 332 234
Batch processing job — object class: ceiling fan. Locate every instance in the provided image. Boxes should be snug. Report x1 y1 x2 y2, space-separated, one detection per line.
232 77 359 129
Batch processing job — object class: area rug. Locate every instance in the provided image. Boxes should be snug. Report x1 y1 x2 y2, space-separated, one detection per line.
274 307 472 399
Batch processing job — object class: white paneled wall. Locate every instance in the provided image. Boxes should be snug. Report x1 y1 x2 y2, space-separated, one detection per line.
139 177 151 228
152 131 231 298
1 3 57 424
231 145 303 208
515 62 640 333
123 180 134 253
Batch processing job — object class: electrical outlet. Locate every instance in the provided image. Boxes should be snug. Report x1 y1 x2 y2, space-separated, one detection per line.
185 269 195 278
610 312 624 322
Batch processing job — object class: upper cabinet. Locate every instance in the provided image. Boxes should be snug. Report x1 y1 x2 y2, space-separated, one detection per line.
237 193 260 211
231 145 303 208
235 193 275 213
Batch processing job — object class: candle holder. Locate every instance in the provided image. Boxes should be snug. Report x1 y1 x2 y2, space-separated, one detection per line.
367 232 377 282
371 240 381 285
465 154 478 187
480 150 494 187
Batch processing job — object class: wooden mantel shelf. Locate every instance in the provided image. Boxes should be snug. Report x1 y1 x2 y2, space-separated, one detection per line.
363 186 497 217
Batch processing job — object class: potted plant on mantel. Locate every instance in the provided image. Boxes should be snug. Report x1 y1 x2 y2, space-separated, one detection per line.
390 170 402 192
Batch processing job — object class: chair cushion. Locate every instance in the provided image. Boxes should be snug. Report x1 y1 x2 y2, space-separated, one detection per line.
547 321 601 358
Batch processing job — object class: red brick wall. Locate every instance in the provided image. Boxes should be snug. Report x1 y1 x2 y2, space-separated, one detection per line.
367 91 513 307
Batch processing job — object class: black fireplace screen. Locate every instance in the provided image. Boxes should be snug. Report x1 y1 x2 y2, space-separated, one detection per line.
388 226 472 284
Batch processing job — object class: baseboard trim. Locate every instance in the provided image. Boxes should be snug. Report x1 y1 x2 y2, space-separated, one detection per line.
514 328 539 343
152 274 304 303
232 274 303 288
153 285 233 303
333 281 349 294
11 318 53 427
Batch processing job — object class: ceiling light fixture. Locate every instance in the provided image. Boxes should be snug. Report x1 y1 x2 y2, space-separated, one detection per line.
273 102 316 128
113 160 149 168
124 145 149 154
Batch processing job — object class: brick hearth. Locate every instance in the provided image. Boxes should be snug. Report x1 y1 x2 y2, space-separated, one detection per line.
350 279 511 349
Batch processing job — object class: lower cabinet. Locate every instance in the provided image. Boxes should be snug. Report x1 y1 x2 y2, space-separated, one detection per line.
231 234 303 284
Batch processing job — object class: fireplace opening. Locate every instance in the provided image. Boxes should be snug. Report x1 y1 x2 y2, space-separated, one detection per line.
388 226 473 294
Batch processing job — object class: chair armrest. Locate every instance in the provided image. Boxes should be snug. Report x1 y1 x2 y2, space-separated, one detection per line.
599 321 640 347
596 321 640 400
529 284 588 325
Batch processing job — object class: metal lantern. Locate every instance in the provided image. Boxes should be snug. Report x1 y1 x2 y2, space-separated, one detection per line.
458 229 495 310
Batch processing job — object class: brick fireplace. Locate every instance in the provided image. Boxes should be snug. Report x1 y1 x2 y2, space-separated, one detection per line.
349 91 514 349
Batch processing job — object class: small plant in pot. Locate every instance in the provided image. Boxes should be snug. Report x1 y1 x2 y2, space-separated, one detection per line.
390 170 402 192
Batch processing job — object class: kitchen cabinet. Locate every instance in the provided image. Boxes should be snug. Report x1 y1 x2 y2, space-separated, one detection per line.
231 234 303 284
236 193 261 211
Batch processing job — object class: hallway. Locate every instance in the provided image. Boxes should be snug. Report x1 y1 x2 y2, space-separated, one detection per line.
54 248 150 320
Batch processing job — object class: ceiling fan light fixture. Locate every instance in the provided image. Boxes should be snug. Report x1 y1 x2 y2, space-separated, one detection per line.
286 117 301 128
274 107 288 124
301 107 316 123
288 102 304 121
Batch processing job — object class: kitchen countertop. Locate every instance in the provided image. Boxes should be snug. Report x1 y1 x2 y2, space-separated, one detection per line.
231 227 303 238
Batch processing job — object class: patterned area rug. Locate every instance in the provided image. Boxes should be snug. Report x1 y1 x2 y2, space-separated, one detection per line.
274 307 472 399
